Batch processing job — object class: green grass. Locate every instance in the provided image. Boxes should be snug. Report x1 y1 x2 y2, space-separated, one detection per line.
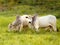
0 5 60 45
0 5 60 18
0 15 60 45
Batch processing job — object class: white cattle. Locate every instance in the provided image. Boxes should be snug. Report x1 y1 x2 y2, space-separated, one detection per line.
28 15 57 32
8 15 31 32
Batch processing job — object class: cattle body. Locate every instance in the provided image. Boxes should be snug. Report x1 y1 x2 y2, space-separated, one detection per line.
8 15 32 32
29 15 57 32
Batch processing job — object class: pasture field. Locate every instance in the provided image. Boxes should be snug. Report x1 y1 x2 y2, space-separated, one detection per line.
0 13 60 45
0 0 60 45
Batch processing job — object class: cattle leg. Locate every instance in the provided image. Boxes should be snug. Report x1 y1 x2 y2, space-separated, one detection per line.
16 25 21 31
52 26 57 32
45 27 49 31
49 25 53 32
34 25 39 32
45 25 52 32
19 24 23 32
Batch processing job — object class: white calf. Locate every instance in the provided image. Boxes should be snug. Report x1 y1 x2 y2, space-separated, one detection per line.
29 15 57 32
8 15 31 32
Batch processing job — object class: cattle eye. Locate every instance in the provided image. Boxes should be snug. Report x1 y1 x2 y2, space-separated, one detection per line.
29 21 31 23
26 17 28 18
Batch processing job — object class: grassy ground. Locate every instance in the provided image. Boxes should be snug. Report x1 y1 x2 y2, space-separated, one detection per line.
0 5 60 45
0 14 60 45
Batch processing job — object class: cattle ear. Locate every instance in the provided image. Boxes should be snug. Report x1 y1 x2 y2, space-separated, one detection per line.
32 14 38 19
32 14 38 23
16 15 20 20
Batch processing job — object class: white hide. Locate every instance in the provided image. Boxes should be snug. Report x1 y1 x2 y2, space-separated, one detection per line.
8 15 31 32
19 15 31 26
30 15 57 32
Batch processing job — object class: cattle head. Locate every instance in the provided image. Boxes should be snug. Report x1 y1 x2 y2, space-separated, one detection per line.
8 15 21 31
